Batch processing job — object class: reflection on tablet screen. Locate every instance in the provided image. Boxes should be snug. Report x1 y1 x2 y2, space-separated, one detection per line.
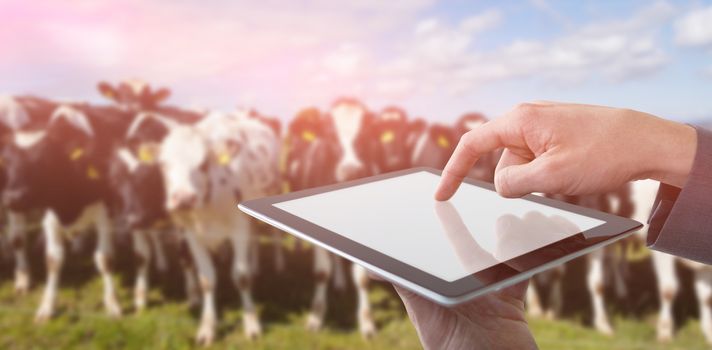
274 171 604 282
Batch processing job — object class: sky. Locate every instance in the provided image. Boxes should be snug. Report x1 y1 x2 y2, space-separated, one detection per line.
2 0 712 123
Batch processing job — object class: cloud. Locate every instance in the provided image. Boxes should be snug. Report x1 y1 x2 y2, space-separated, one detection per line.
314 1 676 100
675 5 712 48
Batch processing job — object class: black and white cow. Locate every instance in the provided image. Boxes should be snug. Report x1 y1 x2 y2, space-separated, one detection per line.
154 110 281 345
0 96 57 295
107 107 203 312
2 102 134 322
97 80 206 311
367 106 423 174
284 99 379 338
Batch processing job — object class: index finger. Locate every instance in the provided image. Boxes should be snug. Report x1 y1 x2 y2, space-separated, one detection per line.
435 119 507 201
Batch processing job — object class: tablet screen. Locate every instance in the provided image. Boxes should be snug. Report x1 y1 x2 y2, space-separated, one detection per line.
274 171 604 282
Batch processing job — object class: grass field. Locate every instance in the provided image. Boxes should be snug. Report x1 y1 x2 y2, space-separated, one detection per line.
0 235 710 349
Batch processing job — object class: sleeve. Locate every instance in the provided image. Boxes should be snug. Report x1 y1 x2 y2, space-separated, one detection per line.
646 125 712 265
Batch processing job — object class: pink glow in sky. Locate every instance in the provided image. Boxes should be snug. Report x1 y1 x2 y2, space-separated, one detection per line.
2 1 711 121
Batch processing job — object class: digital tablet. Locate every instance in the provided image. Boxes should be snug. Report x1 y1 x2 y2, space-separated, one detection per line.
238 167 642 306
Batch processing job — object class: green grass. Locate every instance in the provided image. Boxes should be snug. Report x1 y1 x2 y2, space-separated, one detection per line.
0 279 710 350
0 237 710 349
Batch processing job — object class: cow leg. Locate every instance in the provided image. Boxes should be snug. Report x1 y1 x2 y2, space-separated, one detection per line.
306 247 332 331
94 205 121 318
149 231 168 273
332 255 347 291
249 232 260 275
526 279 544 317
546 265 565 320
132 230 151 313
179 234 201 308
8 212 30 295
352 264 375 338
588 249 613 335
652 251 677 342
272 228 285 273
185 231 218 346
230 218 262 340
610 246 628 299
35 211 64 323
694 268 712 345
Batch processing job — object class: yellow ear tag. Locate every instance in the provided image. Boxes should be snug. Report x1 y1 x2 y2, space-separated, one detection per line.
380 130 395 144
87 165 100 180
218 152 231 166
103 90 114 99
138 145 154 163
70 147 84 161
437 135 450 148
301 130 316 142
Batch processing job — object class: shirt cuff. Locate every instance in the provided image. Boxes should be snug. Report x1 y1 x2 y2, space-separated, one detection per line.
647 125 712 265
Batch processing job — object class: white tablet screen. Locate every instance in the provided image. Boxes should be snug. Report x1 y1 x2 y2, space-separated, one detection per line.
274 171 605 282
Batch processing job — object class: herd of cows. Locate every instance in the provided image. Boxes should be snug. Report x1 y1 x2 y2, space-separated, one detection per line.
0 80 710 346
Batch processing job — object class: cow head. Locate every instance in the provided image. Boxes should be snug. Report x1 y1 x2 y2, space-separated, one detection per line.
2 105 99 212
329 97 374 182
109 112 175 229
159 124 211 212
98 80 171 111
284 107 341 191
369 106 416 173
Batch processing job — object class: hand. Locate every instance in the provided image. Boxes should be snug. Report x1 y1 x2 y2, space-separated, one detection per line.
436 101 697 200
396 282 536 350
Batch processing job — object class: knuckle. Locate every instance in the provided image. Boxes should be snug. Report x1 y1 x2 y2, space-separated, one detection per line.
513 103 540 122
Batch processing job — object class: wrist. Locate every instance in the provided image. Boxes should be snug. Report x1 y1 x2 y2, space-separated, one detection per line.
640 118 696 188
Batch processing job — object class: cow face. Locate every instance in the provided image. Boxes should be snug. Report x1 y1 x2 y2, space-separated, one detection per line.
159 125 211 212
109 115 172 229
370 106 414 173
2 105 98 212
329 98 373 182
285 108 341 191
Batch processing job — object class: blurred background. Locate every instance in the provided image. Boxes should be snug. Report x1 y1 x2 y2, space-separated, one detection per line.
1 0 712 349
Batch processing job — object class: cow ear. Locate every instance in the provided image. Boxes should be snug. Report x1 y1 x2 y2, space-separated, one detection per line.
50 105 94 138
97 81 117 101
429 125 454 150
153 88 171 105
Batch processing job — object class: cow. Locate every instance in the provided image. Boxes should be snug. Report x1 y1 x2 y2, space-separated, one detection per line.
526 188 633 333
284 99 381 338
154 110 280 345
283 107 350 332
627 180 712 344
367 106 421 173
107 108 203 312
0 96 57 295
97 81 205 310
1 102 134 322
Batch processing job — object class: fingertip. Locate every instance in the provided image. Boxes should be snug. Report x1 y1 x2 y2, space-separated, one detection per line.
434 182 455 201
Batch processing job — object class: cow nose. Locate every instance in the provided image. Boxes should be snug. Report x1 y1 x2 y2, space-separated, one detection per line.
168 192 197 211
337 163 367 182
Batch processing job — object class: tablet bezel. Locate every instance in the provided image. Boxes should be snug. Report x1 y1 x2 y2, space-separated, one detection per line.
238 167 642 305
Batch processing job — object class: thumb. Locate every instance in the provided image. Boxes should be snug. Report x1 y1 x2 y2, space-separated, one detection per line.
494 154 559 198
